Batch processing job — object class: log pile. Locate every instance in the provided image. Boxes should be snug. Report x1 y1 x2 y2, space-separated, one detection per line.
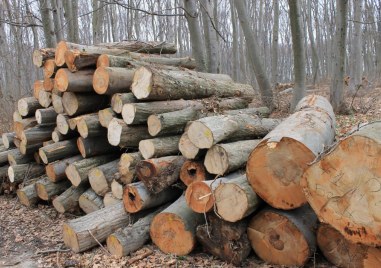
2 40 377 267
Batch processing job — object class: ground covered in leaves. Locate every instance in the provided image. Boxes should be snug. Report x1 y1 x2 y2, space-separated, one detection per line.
1 84 380 268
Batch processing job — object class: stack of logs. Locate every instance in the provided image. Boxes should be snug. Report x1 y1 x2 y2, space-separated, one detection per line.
1 39 380 267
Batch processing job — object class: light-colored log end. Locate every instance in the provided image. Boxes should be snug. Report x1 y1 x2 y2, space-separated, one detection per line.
131 66 152 99
93 66 109 94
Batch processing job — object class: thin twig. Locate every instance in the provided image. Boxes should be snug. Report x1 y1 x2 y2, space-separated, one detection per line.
87 229 111 255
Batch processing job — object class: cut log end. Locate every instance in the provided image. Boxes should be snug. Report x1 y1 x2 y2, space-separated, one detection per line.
131 67 152 99
35 110 42 124
123 185 143 213
138 140 155 160
107 120 123 146
180 161 207 186
56 114 69 134
76 119 89 139
55 41 68 67
35 183 48 201
106 234 124 258
204 145 229 175
55 68 69 92
97 54 110 68
52 198 66 214
38 149 48 165
185 182 214 213
44 59 56 78
121 104 135 124
187 121 214 149
63 222 80 253
66 164 81 186
88 168 108 195
17 99 29 117
45 164 57 181
93 66 110 94
135 161 155 180
32 49 44 67
64 50 76 71
17 189 35 207
8 167 15 183
62 92 79 116
147 115 161 136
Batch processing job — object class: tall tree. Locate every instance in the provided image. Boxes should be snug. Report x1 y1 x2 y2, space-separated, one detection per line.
92 0 104 44
307 0 319 85
38 0 56 47
230 0 239 81
271 0 279 85
350 0 363 93
51 0 64 42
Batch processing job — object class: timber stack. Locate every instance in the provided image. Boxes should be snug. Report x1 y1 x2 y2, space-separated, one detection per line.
1 39 379 267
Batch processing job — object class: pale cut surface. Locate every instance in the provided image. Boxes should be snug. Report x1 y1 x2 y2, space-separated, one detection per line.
131 67 152 99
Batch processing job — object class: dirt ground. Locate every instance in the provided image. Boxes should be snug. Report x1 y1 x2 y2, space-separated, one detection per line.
1 84 380 268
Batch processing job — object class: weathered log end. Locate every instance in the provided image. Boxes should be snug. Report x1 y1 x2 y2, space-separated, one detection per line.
185 181 215 213
93 66 109 94
55 41 68 67
180 160 207 186
131 66 152 99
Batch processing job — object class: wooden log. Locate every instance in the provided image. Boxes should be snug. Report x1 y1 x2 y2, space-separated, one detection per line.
247 95 335 210
136 155 186 194
103 192 121 207
62 92 109 116
52 89 64 114
43 140 55 147
53 184 88 213
131 66 254 101
19 142 43 155
204 140 260 175
88 160 119 196
317 223 381 268
39 138 79 164
51 128 78 143
180 160 210 186
43 77 54 91
0 148 16 166
18 97 42 117
34 152 42 164
111 179 123 200
38 90 52 108
196 214 251 266
33 48 55 68
93 67 135 95
8 164 45 184
13 138 21 148
77 136 120 158
178 128 203 160
17 182 39 207
46 155 83 182
66 154 117 186
8 149 34 165
150 194 204 255
123 181 181 213
2 132 16 149
185 170 245 213
98 107 117 128
107 118 151 147
139 136 180 159
78 188 105 214
35 176 71 201
35 108 57 125
118 152 142 185
33 80 44 99
13 111 23 123
55 68 94 92
76 113 106 138
301 122 381 246
214 174 261 222
14 117 38 138
97 40 177 54
110 93 136 114
43 59 58 78
56 114 71 135
247 205 317 266
64 50 100 72
20 125 55 145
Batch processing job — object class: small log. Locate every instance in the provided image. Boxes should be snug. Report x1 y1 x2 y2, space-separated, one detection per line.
33 48 55 68
53 184 88 213
185 171 245 213
214 174 261 222
110 93 136 114
68 117 80 130
317 223 381 268
93 67 135 95
62 92 109 116
111 179 123 199
17 182 39 207
88 159 119 196
204 140 260 175
78 188 105 214
52 89 64 114
18 97 42 117
56 114 71 135
46 155 83 182
8 163 45 184
136 155 186 194
180 160 210 186
55 68 94 92
0 148 17 165
76 113 106 138
98 107 117 128
38 90 52 108
43 59 58 78
14 117 38 138
247 205 317 266
8 149 34 165
247 95 335 210
139 136 180 159
196 214 251 266
43 77 54 91
39 139 79 164
35 176 71 201
150 194 204 255
64 50 100 72
20 125 55 145
77 136 120 158
178 128 202 160
35 108 57 125
118 152 142 182
66 154 117 186
103 192 121 207
33 80 44 99
2 132 16 149
123 181 181 213
19 142 43 155
107 118 151 147
13 111 23 123
51 128 78 142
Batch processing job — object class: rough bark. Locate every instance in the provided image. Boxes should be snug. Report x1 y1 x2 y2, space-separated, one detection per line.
35 108 57 125
96 41 177 54
46 155 83 182
18 97 43 117
77 136 120 158
93 67 135 95
20 125 55 146
8 149 34 166
53 184 88 213
62 92 109 116
76 113 105 138
78 188 104 214
107 118 151 148
139 136 180 160
8 164 45 184
88 159 119 196
55 69 94 93
110 93 136 114
35 176 71 201
39 139 79 164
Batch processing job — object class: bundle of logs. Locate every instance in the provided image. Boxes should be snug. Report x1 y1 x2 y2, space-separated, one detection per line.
1 39 380 267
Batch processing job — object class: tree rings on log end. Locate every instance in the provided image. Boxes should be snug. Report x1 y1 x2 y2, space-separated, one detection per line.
187 121 214 149
106 234 124 258
55 68 69 92
93 67 109 94
185 182 215 213
131 67 152 99
55 41 68 67
63 223 80 253
66 164 82 186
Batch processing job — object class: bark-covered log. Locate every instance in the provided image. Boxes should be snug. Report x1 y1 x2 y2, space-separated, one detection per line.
18 141 41 156
33 48 55 67
55 68 94 92
88 159 119 196
8 149 34 166
118 152 142 184
204 140 260 175
136 155 186 194
0 148 13 166
150 194 204 255
14 117 38 138
18 97 43 117
76 113 105 138
56 114 71 135
247 95 335 210
139 136 180 159
77 136 120 158
46 155 83 182
52 89 64 114
103 192 121 207
247 205 317 266
2 132 16 149
123 181 181 213
35 108 57 125
33 80 44 99
66 154 117 186
38 90 52 108
78 188 105 214
51 128 78 143
196 214 251 266
20 125 55 146
97 41 177 54
8 163 45 184
317 223 381 268
93 67 135 95
53 184 88 213
43 59 58 78
180 160 210 186
43 140 55 147
39 139 79 164
98 108 117 128
62 92 109 116
35 176 71 201
178 127 203 160
64 50 100 72
301 122 381 246
17 181 39 207
111 93 136 114
107 118 151 147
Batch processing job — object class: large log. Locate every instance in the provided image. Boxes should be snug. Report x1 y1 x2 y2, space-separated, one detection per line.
97 40 177 54
247 95 335 210
107 118 151 147
247 206 317 266
76 113 105 138
110 93 136 114
43 59 58 78
46 155 83 182
2 132 16 149
14 117 38 138
66 154 117 186
17 181 39 207
35 176 71 201
33 48 55 68
35 108 57 125
53 184 88 213
93 67 135 95
18 97 43 117
39 139 79 164
301 122 381 246
33 80 44 99
98 108 117 128
77 136 120 158
52 89 65 114
8 164 45 184
8 149 34 165
118 152 142 184
136 155 186 194
123 181 181 213
139 136 180 159
179 160 210 186
62 92 109 116
88 160 119 196
20 125 55 145
196 214 251 266
55 68 94 92
317 223 381 268
204 140 260 175
150 194 204 255
78 188 105 214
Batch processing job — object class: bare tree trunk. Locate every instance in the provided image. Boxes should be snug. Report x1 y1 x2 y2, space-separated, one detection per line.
230 0 239 81
307 0 319 85
92 0 104 44
271 0 279 85
51 0 64 42
38 0 56 47
350 0 363 93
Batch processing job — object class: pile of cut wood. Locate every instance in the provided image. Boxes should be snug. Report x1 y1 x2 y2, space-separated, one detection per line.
1 40 380 267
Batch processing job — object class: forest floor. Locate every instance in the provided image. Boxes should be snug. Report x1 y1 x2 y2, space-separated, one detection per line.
1 84 381 268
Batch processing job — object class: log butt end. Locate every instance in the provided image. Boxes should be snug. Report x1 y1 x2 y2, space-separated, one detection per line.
35 183 49 201
66 164 81 187
33 49 43 67
17 190 35 207
204 145 229 175
63 222 80 253
17 99 29 117
188 122 213 149
56 114 69 135
88 168 108 196
180 160 207 186
55 41 68 67
39 149 49 165
123 185 143 213
46 164 57 182
8 166 15 183
147 115 161 136
93 66 109 94
52 198 66 213
77 119 89 139
138 140 155 160
106 234 124 258
131 66 152 99
185 182 214 213
107 120 123 146
62 92 79 116
97 54 110 68
121 104 135 125
55 68 69 92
